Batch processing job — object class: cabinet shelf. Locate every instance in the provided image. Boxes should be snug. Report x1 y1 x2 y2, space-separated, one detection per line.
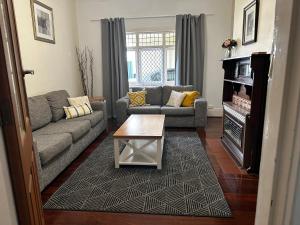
224 79 253 86
221 55 251 61
221 53 271 174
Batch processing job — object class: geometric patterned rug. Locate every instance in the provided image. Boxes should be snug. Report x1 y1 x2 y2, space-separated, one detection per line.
44 132 231 217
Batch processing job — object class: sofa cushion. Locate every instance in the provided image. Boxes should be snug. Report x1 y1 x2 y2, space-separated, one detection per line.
127 105 161 114
145 86 162 105
162 85 194 105
28 95 52 131
46 90 70 122
64 111 103 127
161 106 195 116
33 133 72 166
34 120 91 142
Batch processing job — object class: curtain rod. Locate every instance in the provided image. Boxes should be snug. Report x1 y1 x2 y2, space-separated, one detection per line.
90 14 214 22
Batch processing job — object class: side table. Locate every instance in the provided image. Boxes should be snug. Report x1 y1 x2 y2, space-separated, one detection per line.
89 96 105 103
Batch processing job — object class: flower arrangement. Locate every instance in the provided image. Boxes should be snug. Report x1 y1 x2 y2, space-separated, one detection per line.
76 47 95 97
222 39 237 49
222 39 237 58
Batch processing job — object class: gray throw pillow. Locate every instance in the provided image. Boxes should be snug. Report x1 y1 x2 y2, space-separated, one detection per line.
28 95 52 131
145 86 162 105
45 90 70 122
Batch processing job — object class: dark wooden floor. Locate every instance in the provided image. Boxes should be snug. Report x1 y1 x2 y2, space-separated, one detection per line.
42 118 258 225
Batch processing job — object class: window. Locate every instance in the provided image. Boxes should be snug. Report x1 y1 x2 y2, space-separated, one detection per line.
126 32 176 86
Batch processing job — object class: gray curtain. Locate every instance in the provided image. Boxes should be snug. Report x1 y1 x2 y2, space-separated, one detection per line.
101 18 128 118
175 14 205 93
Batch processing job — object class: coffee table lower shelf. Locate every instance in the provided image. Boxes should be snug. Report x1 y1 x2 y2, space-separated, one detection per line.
114 138 164 169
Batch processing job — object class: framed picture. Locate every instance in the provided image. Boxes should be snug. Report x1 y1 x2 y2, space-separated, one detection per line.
31 0 55 44
242 0 259 45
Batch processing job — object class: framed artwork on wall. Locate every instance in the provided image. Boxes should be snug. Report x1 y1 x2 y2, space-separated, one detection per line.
31 0 55 44
242 0 259 45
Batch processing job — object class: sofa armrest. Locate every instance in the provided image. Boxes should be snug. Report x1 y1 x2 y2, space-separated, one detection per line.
91 100 107 129
116 97 129 125
194 98 207 128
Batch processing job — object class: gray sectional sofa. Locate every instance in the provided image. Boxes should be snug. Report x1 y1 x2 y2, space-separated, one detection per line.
28 90 107 191
116 86 207 128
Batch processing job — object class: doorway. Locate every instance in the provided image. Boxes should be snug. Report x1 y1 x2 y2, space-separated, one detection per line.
1 0 300 224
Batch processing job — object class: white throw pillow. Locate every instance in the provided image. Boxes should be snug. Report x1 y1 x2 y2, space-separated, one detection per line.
68 96 92 110
166 90 186 107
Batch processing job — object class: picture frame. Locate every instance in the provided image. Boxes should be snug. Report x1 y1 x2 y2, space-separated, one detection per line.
30 0 55 44
242 0 259 45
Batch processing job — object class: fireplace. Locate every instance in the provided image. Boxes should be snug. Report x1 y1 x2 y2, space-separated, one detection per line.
222 102 251 168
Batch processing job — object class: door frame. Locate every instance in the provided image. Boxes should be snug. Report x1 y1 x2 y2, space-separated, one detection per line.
255 0 300 224
0 3 31 225
0 0 44 224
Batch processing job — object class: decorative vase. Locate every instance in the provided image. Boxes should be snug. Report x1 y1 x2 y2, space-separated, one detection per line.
225 48 232 58
231 47 236 57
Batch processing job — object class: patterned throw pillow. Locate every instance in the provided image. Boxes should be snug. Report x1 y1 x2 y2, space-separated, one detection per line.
181 91 200 107
63 104 93 119
128 91 146 107
166 90 186 107
68 96 92 109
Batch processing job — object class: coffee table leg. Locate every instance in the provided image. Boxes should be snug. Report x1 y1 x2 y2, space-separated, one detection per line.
114 139 120 168
157 139 162 170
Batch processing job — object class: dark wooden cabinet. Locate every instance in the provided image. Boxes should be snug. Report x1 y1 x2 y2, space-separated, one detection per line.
221 53 270 173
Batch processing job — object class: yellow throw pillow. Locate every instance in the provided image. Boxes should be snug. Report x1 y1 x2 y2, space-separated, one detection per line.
181 91 200 107
64 104 92 119
128 91 146 107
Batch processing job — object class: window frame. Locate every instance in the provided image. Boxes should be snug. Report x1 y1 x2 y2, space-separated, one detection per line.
126 31 176 87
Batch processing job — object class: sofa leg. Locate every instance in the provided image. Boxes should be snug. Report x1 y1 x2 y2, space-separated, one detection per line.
197 127 206 140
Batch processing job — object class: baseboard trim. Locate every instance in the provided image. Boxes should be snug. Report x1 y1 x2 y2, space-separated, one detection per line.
208 107 223 117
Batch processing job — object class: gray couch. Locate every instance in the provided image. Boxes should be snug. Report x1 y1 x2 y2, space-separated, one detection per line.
28 90 107 191
116 86 207 128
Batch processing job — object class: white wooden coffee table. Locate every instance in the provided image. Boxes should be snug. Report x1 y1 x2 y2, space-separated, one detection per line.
113 114 165 169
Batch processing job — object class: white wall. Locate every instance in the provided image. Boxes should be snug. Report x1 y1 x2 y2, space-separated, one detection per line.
76 0 234 112
233 0 276 56
0 129 18 225
13 0 82 97
254 0 297 223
